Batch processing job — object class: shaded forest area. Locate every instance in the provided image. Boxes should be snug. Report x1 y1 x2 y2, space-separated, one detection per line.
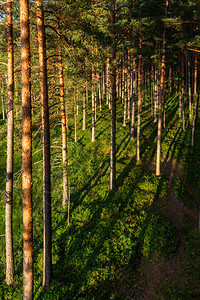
0 0 200 299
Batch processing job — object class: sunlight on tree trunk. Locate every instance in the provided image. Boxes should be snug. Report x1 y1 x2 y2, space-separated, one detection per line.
36 0 52 286
20 0 33 298
6 0 14 285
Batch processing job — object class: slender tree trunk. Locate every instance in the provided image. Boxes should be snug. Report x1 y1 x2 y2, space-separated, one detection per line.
154 69 158 122
6 0 14 285
136 39 142 162
181 52 185 130
86 83 88 105
130 57 136 140
58 26 70 210
156 3 167 175
82 91 86 130
36 0 52 286
188 57 192 121
110 0 116 190
92 46 95 142
76 88 79 116
102 68 105 101
123 74 127 127
192 54 197 146
20 0 33 299
151 66 154 116
74 88 77 142
178 50 182 118
127 50 131 120
106 55 110 106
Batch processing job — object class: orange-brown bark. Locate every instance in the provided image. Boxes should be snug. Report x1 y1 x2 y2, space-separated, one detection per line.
20 0 33 299
36 0 52 286
109 0 116 190
57 25 70 210
6 0 14 285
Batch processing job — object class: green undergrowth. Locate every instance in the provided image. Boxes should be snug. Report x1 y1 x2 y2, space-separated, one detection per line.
172 177 199 211
0 92 199 299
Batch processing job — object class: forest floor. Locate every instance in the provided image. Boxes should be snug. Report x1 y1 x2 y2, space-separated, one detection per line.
133 155 200 299
1 96 200 299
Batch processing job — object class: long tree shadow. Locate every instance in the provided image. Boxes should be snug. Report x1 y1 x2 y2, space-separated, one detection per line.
47 163 166 299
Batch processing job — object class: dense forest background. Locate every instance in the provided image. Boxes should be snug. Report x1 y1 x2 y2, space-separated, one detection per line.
1 0 200 299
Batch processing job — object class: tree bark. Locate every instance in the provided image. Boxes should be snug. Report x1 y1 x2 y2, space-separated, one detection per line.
58 32 70 210
156 23 166 175
130 57 136 140
74 88 77 142
181 51 185 130
188 57 192 122
109 0 116 190
92 45 95 142
82 91 86 130
127 50 131 120
191 53 197 146
154 69 158 122
20 0 33 299
136 38 142 162
106 55 110 106
36 0 52 286
6 0 14 285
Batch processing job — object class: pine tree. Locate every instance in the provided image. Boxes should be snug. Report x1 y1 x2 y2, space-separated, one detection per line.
20 0 33 298
36 0 52 286
5 0 14 285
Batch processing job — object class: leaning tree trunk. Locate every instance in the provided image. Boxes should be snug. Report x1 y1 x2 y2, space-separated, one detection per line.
110 0 116 190
20 0 33 299
36 0 52 286
6 0 14 285
58 31 70 211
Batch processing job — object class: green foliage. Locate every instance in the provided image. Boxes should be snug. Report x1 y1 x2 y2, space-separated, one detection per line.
173 177 199 211
141 214 179 258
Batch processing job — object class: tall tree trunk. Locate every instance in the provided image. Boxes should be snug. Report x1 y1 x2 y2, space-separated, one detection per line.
156 0 167 175
86 82 88 105
130 57 136 140
154 69 158 122
110 0 116 190
82 91 86 130
74 88 77 142
181 52 185 130
123 72 127 127
191 53 197 146
92 45 95 142
36 0 52 286
58 26 70 210
20 0 33 299
188 57 192 122
106 55 110 106
178 50 182 118
136 38 142 161
127 50 131 120
6 0 14 285
151 66 154 116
